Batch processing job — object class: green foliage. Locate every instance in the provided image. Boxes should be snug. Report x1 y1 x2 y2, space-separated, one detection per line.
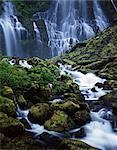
0 61 56 90
29 66 56 86
0 61 30 89
12 0 51 30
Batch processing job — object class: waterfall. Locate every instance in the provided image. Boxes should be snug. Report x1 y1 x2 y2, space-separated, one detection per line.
0 0 26 56
33 0 109 57
93 0 109 31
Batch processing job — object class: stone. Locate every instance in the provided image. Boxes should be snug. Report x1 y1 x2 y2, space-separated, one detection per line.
74 110 91 127
51 100 80 114
44 110 75 132
28 103 51 124
16 95 27 110
99 91 117 107
59 139 97 150
0 96 16 117
0 112 24 137
1 86 14 99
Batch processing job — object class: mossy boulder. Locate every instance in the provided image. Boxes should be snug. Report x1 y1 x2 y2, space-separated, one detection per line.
59 139 97 150
0 96 16 117
28 103 51 124
99 91 117 107
0 86 14 99
16 95 27 110
51 101 80 114
0 112 24 137
74 110 91 127
44 110 75 132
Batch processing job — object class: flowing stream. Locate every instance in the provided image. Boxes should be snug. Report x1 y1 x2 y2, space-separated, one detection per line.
15 62 117 150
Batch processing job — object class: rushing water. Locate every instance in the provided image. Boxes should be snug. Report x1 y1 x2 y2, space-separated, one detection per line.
33 0 109 57
0 0 109 58
0 0 26 56
14 61 117 150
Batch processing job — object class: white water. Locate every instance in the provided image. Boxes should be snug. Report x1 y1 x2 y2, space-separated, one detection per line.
81 109 117 150
93 0 109 31
58 63 110 100
33 0 109 57
16 105 63 138
0 0 26 56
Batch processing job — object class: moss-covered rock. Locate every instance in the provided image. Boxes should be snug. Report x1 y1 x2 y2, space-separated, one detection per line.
44 110 75 132
0 96 16 117
0 112 24 137
51 101 80 114
28 103 51 124
0 86 14 99
99 91 117 107
16 95 27 110
74 110 91 127
59 139 97 150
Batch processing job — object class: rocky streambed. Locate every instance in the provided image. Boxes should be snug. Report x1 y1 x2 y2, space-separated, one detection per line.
0 25 117 150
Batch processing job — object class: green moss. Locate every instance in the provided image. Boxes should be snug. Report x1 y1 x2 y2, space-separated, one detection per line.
44 110 75 131
0 112 24 137
0 60 57 91
0 96 16 117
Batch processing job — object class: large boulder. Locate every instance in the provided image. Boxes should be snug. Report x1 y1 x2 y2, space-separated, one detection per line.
0 96 16 117
51 101 80 114
99 91 117 107
0 86 14 99
44 110 75 132
74 110 91 127
0 112 24 137
28 103 51 124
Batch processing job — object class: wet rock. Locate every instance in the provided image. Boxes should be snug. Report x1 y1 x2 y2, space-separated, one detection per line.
20 118 31 129
112 103 117 116
1 86 14 99
74 110 91 127
0 96 16 117
39 132 62 147
99 91 117 107
0 112 24 137
74 128 86 138
44 110 75 132
28 103 51 124
16 95 27 110
59 139 97 150
51 100 80 114
64 90 85 101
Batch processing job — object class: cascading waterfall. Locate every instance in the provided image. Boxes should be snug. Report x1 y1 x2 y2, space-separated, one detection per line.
0 0 26 56
93 0 109 31
33 0 109 57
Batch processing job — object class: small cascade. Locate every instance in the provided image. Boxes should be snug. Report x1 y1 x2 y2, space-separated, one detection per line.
16 105 64 138
33 22 41 43
58 63 111 100
0 0 26 56
81 108 117 150
33 0 109 57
